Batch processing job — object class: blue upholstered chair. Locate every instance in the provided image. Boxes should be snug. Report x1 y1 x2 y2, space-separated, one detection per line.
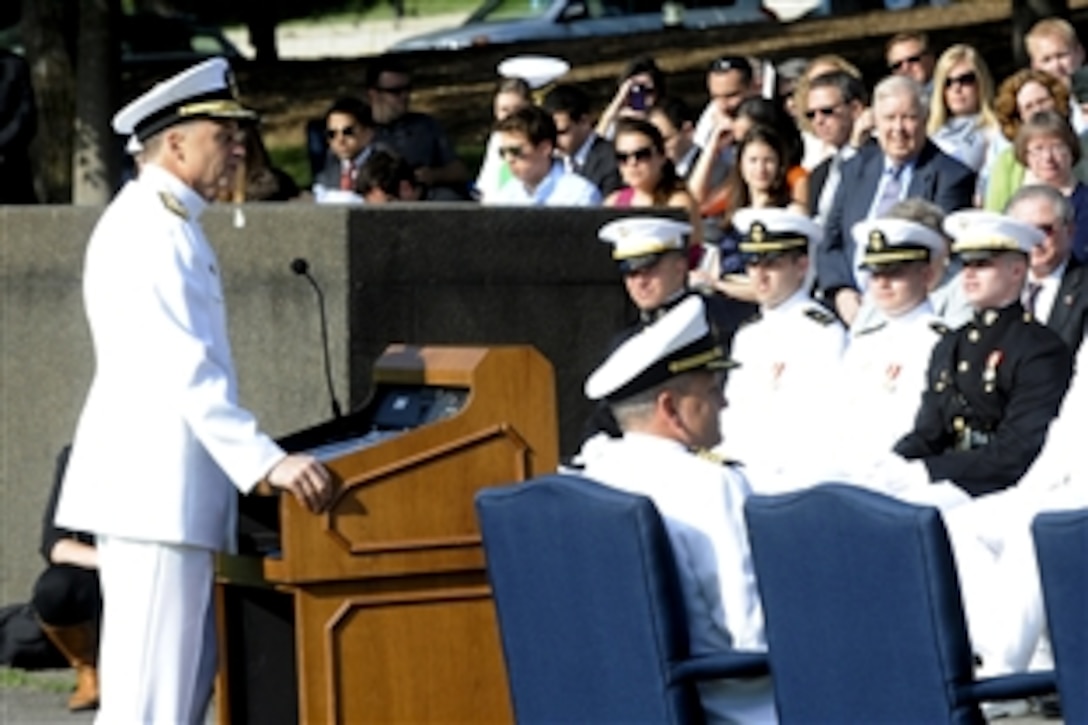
475 474 769 724
1033 507 1088 724
745 484 1055 724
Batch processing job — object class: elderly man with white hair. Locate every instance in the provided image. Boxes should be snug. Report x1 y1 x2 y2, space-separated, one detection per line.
818 74 976 325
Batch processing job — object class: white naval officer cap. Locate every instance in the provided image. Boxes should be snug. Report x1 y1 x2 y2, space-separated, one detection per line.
733 207 823 259
599 216 692 273
585 296 736 403
497 55 571 89
113 57 256 142
943 209 1045 261
852 218 946 270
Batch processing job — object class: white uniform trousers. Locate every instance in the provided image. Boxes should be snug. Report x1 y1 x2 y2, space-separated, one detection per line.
96 536 217 724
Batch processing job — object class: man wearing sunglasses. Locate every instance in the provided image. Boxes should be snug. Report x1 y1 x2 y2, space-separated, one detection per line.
486 105 600 207
885 32 936 95
312 96 376 204
365 56 469 200
805 70 867 224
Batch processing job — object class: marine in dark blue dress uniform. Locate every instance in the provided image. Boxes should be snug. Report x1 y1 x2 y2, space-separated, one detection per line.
895 211 1073 497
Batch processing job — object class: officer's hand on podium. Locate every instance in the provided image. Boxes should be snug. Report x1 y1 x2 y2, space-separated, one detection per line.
267 453 335 513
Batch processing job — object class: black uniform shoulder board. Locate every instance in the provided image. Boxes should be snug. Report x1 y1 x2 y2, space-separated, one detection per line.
804 307 837 326
854 321 887 337
930 321 950 335
739 311 762 329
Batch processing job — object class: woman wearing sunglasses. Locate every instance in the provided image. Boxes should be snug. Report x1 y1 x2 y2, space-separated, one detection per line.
927 45 1001 179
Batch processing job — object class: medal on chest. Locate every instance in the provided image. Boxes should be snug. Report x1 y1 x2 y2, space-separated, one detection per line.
983 350 1002 394
884 363 902 392
770 362 785 390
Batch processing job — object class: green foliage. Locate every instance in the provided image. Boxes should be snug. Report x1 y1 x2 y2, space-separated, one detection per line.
268 143 314 189
0 667 75 694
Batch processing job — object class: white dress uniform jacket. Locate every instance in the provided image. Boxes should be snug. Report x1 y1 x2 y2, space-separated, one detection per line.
56 164 285 551
718 289 846 493
830 301 947 492
582 432 775 724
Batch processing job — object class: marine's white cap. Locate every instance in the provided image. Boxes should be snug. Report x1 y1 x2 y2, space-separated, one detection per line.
943 209 1045 260
113 57 256 141
599 216 691 273
497 55 570 89
585 296 735 402
733 207 823 257
852 218 946 269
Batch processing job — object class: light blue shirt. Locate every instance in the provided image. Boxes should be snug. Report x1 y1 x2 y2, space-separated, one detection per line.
487 161 601 207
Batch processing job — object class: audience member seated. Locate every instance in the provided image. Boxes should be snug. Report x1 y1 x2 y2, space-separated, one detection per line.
1025 17 1088 134
805 71 869 224
579 295 774 723
240 128 300 201
475 76 532 203
793 54 866 170
312 96 376 204
885 31 937 96
1006 184 1088 353
690 56 760 194
1011 111 1088 263
819 75 975 326
355 148 423 204
984 68 1088 210
594 55 666 140
716 208 845 493
485 105 600 207
927 44 1002 180
647 96 700 179
542 83 622 197
366 55 469 201
604 118 696 218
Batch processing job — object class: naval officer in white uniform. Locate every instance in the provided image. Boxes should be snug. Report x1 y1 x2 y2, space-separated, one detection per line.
55 57 334 723
581 295 775 724
716 208 846 494
829 217 949 491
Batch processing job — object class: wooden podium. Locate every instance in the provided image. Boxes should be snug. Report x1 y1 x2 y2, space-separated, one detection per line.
215 345 558 724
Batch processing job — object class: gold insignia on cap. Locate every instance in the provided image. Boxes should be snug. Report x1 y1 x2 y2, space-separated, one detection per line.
869 229 886 252
750 222 766 243
158 191 188 220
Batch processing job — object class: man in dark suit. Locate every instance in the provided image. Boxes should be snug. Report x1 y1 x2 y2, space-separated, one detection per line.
1007 184 1088 354
542 84 622 197
805 71 867 223
818 75 975 325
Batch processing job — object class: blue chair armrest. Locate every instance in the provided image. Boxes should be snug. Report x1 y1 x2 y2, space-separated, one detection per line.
670 651 770 684
958 670 1056 703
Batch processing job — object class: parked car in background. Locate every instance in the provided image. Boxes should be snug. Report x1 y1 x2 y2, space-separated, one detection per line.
390 0 777 52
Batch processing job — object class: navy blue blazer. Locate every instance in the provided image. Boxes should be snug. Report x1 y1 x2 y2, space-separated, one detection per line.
817 140 975 296
1046 257 1088 355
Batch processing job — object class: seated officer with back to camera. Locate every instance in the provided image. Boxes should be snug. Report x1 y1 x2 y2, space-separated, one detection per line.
893 210 1073 501
575 216 754 452
715 208 846 494
580 295 775 724
826 217 950 492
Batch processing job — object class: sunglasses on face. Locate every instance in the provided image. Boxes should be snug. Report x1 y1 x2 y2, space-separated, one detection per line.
615 146 655 164
888 54 925 73
945 71 978 89
804 104 842 121
499 145 529 160
326 125 357 140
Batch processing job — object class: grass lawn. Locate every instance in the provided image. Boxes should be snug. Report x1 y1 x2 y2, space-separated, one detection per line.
0 667 74 693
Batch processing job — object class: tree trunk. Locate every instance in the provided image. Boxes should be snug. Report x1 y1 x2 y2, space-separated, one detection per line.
21 0 76 203
72 0 121 205
1012 0 1071 68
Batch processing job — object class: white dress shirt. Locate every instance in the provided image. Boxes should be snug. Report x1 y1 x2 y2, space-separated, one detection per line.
487 160 601 206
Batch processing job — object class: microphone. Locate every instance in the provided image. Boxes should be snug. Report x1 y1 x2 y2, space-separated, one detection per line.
290 258 343 419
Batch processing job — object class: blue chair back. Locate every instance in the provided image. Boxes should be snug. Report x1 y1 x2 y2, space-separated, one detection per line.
475 474 704 724
746 484 983 724
1033 508 1088 724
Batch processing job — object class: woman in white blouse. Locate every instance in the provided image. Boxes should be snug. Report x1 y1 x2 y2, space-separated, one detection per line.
927 44 1002 178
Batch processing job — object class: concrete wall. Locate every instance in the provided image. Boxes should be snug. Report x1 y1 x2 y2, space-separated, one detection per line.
0 203 639 603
